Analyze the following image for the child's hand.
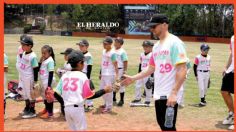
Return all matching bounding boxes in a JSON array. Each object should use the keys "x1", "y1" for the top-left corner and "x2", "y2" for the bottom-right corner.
[{"x1": 40, "y1": 57, "x2": 45, "y2": 63}]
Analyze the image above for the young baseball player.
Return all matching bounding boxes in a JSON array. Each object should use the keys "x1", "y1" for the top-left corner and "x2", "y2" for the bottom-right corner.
[
  {"x1": 18, "y1": 36, "x2": 39, "y2": 119},
  {"x1": 99, "y1": 36, "x2": 118, "y2": 113},
  {"x1": 76, "y1": 39, "x2": 94, "y2": 112},
  {"x1": 131, "y1": 40, "x2": 153, "y2": 106},
  {"x1": 56, "y1": 48, "x2": 74, "y2": 78},
  {"x1": 54, "y1": 48, "x2": 74, "y2": 116},
  {"x1": 54, "y1": 50, "x2": 112, "y2": 131},
  {"x1": 177, "y1": 58, "x2": 191, "y2": 108},
  {"x1": 16, "y1": 34, "x2": 26, "y2": 96},
  {"x1": 113, "y1": 37, "x2": 128, "y2": 107},
  {"x1": 194, "y1": 44, "x2": 211, "y2": 107},
  {"x1": 38, "y1": 45, "x2": 56, "y2": 119},
  {"x1": 4, "y1": 52, "x2": 8, "y2": 119}
]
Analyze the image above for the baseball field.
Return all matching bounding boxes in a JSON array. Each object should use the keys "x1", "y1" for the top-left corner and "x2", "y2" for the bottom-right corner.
[{"x1": 4, "y1": 34, "x2": 232, "y2": 131}]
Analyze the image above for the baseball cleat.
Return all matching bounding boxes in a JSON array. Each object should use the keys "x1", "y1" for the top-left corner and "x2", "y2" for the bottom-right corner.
[
  {"x1": 223, "y1": 112, "x2": 234, "y2": 125},
  {"x1": 131, "y1": 99, "x2": 141, "y2": 103},
  {"x1": 101, "y1": 108, "x2": 112, "y2": 114},
  {"x1": 22, "y1": 112, "x2": 37, "y2": 119},
  {"x1": 117, "y1": 101, "x2": 124, "y2": 107},
  {"x1": 228, "y1": 125, "x2": 234, "y2": 130}
]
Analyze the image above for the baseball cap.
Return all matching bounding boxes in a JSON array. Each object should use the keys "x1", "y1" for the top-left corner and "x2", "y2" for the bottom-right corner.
[
  {"x1": 76, "y1": 39, "x2": 89, "y2": 46},
  {"x1": 19, "y1": 36, "x2": 34, "y2": 45},
  {"x1": 60, "y1": 48, "x2": 74, "y2": 55},
  {"x1": 68, "y1": 50, "x2": 85, "y2": 67},
  {"x1": 115, "y1": 37, "x2": 124, "y2": 44},
  {"x1": 103, "y1": 36, "x2": 113, "y2": 44},
  {"x1": 19, "y1": 34, "x2": 27, "y2": 42},
  {"x1": 147, "y1": 14, "x2": 169, "y2": 27},
  {"x1": 142, "y1": 40, "x2": 154, "y2": 47},
  {"x1": 200, "y1": 44, "x2": 210, "y2": 51}
]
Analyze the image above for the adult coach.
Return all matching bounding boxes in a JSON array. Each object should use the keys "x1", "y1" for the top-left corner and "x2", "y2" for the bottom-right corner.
[
  {"x1": 122, "y1": 14, "x2": 188, "y2": 131},
  {"x1": 221, "y1": 35, "x2": 234, "y2": 130}
]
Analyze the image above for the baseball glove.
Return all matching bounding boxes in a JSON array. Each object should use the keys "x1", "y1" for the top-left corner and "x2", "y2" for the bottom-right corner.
[
  {"x1": 145, "y1": 77, "x2": 154, "y2": 90},
  {"x1": 45, "y1": 87, "x2": 55, "y2": 103},
  {"x1": 30, "y1": 83, "x2": 42, "y2": 100}
]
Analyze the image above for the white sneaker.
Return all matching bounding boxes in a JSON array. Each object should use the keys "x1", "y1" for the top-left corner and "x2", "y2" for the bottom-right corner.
[
  {"x1": 223, "y1": 112, "x2": 234, "y2": 125},
  {"x1": 228, "y1": 125, "x2": 234, "y2": 130}
]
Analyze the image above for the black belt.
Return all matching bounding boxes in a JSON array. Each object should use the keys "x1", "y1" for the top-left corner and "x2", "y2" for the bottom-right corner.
[
  {"x1": 198, "y1": 70, "x2": 209, "y2": 72},
  {"x1": 74, "y1": 104, "x2": 79, "y2": 107},
  {"x1": 118, "y1": 68, "x2": 123, "y2": 69}
]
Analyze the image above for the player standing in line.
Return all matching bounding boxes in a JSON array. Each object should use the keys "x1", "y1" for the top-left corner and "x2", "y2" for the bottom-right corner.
[
  {"x1": 55, "y1": 48, "x2": 74, "y2": 116},
  {"x1": 193, "y1": 44, "x2": 211, "y2": 106},
  {"x1": 54, "y1": 50, "x2": 112, "y2": 131},
  {"x1": 122, "y1": 14, "x2": 188, "y2": 131},
  {"x1": 76, "y1": 39, "x2": 94, "y2": 112},
  {"x1": 221, "y1": 35, "x2": 234, "y2": 130},
  {"x1": 16, "y1": 34, "x2": 26, "y2": 96},
  {"x1": 99, "y1": 36, "x2": 118, "y2": 113},
  {"x1": 112, "y1": 37, "x2": 128, "y2": 107},
  {"x1": 4, "y1": 52, "x2": 8, "y2": 120},
  {"x1": 131, "y1": 40, "x2": 153, "y2": 106},
  {"x1": 18, "y1": 36, "x2": 39, "y2": 119},
  {"x1": 38, "y1": 45, "x2": 56, "y2": 119}
]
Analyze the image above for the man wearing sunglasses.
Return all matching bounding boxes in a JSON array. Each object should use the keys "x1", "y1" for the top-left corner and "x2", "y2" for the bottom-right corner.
[
  {"x1": 122, "y1": 14, "x2": 188, "y2": 131},
  {"x1": 193, "y1": 44, "x2": 211, "y2": 107}
]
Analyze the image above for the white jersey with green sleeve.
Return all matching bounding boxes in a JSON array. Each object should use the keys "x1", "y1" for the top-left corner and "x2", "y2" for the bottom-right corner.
[
  {"x1": 55, "y1": 71, "x2": 94, "y2": 107},
  {"x1": 149, "y1": 34, "x2": 188, "y2": 100},
  {"x1": 82, "y1": 52, "x2": 93, "y2": 73},
  {"x1": 114, "y1": 48, "x2": 128, "y2": 68},
  {"x1": 39, "y1": 56, "x2": 55, "y2": 82},
  {"x1": 19, "y1": 51, "x2": 38, "y2": 78},
  {"x1": 101, "y1": 49, "x2": 117, "y2": 76},
  {"x1": 140, "y1": 52, "x2": 152, "y2": 71}
]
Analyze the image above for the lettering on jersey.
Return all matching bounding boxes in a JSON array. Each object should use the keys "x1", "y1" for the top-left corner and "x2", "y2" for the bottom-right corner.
[{"x1": 153, "y1": 50, "x2": 170, "y2": 60}]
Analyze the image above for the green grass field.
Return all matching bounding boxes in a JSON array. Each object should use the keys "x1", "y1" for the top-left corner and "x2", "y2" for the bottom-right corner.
[{"x1": 4, "y1": 34, "x2": 233, "y2": 130}]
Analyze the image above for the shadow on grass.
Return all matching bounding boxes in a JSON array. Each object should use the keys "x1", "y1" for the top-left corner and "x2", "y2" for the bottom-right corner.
[{"x1": 215, "y1": 121, "x2": 230, "y2": 130}]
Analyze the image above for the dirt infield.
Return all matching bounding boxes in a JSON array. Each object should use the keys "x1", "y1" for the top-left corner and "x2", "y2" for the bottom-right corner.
[{"x1": 4, "y1": 99, "x2": 229, "y2": 131}]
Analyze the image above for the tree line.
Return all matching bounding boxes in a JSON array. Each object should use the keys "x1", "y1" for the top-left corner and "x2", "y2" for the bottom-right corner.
[{"x1": 4, "y1": 4, "x2": 234, "y2": 37}]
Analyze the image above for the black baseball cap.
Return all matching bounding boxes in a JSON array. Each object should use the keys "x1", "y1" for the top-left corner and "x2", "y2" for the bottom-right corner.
[
  {"x1": 76, "y1": 39, "x2": 89, "y2": 46},
  {"x1": 19, "y1": 36, "x2": 34, "y2": 45},
  {"x1": 147, "y1": 14, "x2": 169, "y2": 27},
  {"x1": 60, "y1": 48, "x2": 74, "y2": 55},
  {"x1": 115, "y1": 37, "x2": 124, "y2": 44},
  {"x1": 68, "y1": 50, "x2": 85, "y2": 67},
  {"x1": 142, "y1": 40, "x2": 154, "y2": 47},
  {"x1": 103, "y1": 36, "x2": 113, "y2": 44},
  {"x1": 200, "y1": 44, "x2": 210, "y2": 51},
  {"x1": 19, "y1": 34, "x2": 27, "y2": 42}
]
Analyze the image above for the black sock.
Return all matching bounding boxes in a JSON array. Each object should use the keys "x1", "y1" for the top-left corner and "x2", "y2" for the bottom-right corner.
[
  {"x1": 25, "y1": 99, "x2": 30, "y2": 111},
  {"x1": 201, "y1": 97, "x2": 205, "y2": 102},
  {"x1": 29, "y1": 101, "x2": 36, "y2": 113},
  {"x1": 44, "y1": 100, "x2": 48, "y2": 111},
  {"x1": 48, "y1": 102, "x2": 53, "y2": 114},
  {"x1": 113, "y1": 92, "x2": 117, "y2": 101},
  {"x1": 120, "y1": 92, "x2": 125, "y2": 102}
]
